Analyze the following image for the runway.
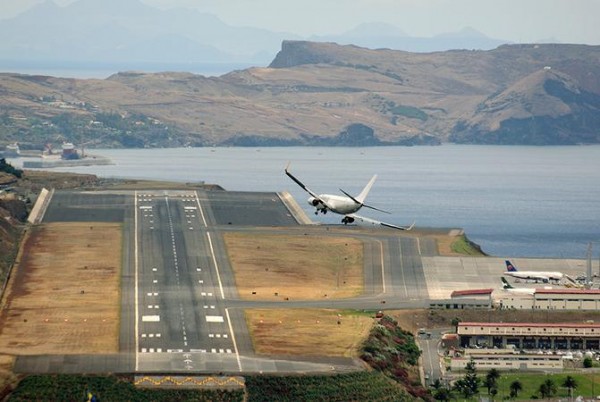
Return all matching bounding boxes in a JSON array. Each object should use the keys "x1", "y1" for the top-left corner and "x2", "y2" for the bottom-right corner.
[
  {"x1": 36, "y1": 188, "x2": 354, "y2": 374},
  {"x1": 21, "y1": 187, "x2": 585, "y2": 375}
]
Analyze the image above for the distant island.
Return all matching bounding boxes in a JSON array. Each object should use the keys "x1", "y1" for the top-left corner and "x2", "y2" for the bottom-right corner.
[{"x1": 1, "y1": 41, "x2": 600, "y2": 148}]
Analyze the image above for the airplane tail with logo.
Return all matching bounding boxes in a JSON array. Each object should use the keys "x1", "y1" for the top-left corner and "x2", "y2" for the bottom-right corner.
[
  {"x1": 505, "y1": 260, "x2": 518, "y2": 272},
  {"x1": 501, "y1": 277, "x2": 514, "y2": 289}
]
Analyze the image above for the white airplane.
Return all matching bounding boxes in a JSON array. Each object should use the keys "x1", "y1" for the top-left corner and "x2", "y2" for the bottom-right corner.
[
  {"x1": 285, "y1": 163, "x2": 414, "y2": 230},
  {"x1": 503, "y1": 260, "x2": 564, "y2": 283},
  {"x1": 500, "y1": 277, "x2": 537, "y2": 295}
]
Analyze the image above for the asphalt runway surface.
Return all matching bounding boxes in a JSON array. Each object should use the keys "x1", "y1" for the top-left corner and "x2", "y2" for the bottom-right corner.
[
  {"x1": 18, "y1": 188, "x2": 586, "y2": 375},
  {"x1": 28, "y1": 189, "x2": 358, "y2": 374}
]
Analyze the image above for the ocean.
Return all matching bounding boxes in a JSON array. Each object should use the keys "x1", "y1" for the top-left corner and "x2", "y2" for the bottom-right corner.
[{"x1": 11, "y1": 145, "x2": 600, "y2": 259}]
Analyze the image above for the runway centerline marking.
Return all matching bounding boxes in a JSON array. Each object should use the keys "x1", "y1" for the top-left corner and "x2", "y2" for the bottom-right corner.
[{"x1": 165, "y1": 194, "x2": 190, "y2": 350}]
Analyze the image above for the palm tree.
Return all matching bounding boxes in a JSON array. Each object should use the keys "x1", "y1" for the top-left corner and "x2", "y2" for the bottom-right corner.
[
  {"x1": 484, "y1": 369, "x2": 501, "y2": 395},
  {"x1": 563, "y1": 375, "x2": 578, "y2": 398},
  {"x1": 509, "y1": 380, "x2": 523, "y2": 398},
  {"x1": 539, "y1": 378, "x2": 557, "y2": 398}
]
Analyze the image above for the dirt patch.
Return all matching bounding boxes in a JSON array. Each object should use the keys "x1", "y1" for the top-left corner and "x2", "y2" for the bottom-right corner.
[
  {"x1": 245, "y1": 309, "x2": 374, "y2": 357},
  {"x1": 0, "y1": 222, "x2": 121, "y2": 355},
  {"x1": 224, "y1": 232, "x2": 363, "y2": 300}
]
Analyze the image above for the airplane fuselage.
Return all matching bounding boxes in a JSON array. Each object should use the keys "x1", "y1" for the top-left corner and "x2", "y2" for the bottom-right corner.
[
  {"x1": 308, "y1": 194, "x2": 361, "y2": 215},
  {"x1": 504, "y1": 271, "x2": 563, "y2": 282}
]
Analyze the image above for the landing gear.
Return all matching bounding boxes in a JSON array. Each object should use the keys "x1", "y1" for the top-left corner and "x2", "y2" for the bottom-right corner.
[{"x1": 341, "y1": 216, "x2": 355, "y2": 225}]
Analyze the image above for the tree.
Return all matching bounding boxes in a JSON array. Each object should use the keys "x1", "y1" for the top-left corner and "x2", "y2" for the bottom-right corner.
[
  {"x1": 431, "y1": 379, "x2": 443, "y2": 390},
  {"x1": 584, "y1": 356, "x2": 594, "y2": 368},
  {"x1": 539, "y1": 378, "x2": 557, "y2": 399},
  {"x1": 454, "y1": 359, "x2": 479, "y2": 398},
  {"x1": 433, "y1": 386, "x2": 453, "y2": 401},
  {"x1": 509, "y1": 380, "x2": 523, "y2": 398},
  {"x1": 484, "y1": 368, "x2": 501, "y2": 395},
  {"x1": 562, "y1": 375, "x2": 578, "y2": 398}
]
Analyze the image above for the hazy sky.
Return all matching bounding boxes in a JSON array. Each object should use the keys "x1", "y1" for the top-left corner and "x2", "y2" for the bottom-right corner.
[{"x1": 1, "y1": 0, "x2": 600, "y2": 44}]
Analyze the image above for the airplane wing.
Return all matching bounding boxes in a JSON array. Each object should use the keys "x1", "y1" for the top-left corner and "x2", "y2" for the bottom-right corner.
[
  {"x1": 347, "y1": 213, "x2": 415, "y2": 231},
  {"x1": 284, "y1": 163, "x2": 320, "y2": 200},
  {"x1": 338, "y1": 188, "x2": 390, "y2": 214}
]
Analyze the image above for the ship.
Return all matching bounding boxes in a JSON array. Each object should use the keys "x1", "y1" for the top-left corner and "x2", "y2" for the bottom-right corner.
[{"x1": 61, "y1": 142, "x2": 80, "y2": 160}]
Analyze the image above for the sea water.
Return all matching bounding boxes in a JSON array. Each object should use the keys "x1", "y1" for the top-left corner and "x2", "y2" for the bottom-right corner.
[{"x1": 11, "y1": 145, "x2": 600, "y2": 258}]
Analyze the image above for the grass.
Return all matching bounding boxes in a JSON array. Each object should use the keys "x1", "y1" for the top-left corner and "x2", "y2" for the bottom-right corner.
[
  {"x1": 450, "y1": 234, "x2": 486, "y2": 256},
  {"x1": 495, "y1": 372, "x2": 600, "y2": 400},
  {"x1": 450, "y1": 372, "x2": 600, "y2": 400},
  {"x1": 0, "y1": 222, "x2": 121, "y2": 355},
  {"x1": 388, "y1": 104, "x2": 428, "y2": 121},
  {"x1": 224, "y1": 232, "x2": 363, "y2": 300},
  {"x1": 245, "y1": 309, "x2": 374, "y2": 357}
]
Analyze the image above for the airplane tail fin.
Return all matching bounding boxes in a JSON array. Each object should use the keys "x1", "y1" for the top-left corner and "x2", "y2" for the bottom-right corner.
[
  {"x1": 356, "y1": 174, "x2": 377, "y2": 204},
  {"x1": 501, "y1": 277, "x2": 513, "y2": 289},
  {"x1": 505, "y1": 260, "x2": 518, "y2": 272}
]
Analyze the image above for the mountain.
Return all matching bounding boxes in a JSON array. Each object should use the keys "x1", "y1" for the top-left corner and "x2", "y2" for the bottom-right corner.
[
  {"x1": 450, "y1": 68, "x2": 600, "y2": 144},
  {"x1": 1, "y1": 41, "x2": 600, "y2": 147},
  {"x1": 0, "y1": 0, "x2": 293, "y2": 64},
  {"x1": 0, "y1": 1, "x2": 512, "y2": 71}
]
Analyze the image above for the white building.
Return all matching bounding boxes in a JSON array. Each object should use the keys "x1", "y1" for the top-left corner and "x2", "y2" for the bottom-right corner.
[
  {"x1": 457, "y1": 322, "x2": 600, "y2": 350},
  {"x1": 451, "y1": 351, "x2": 563, "y2": 371},
  {"x1": 497, "y1": 289, "x2": 600, "y2": 310}
]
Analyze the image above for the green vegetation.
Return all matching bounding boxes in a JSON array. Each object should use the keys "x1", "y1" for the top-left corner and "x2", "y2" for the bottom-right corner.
[
  {"x1": 0, "y1": 158, "x2": 22, "y2": 178},
  {"x1": 493, "y1": 372, "x2": 600, "y2": 400},
  {"x1": 3, "y1": 111, "x2": 182, "y2": 149},
  {"x1": 431, "y1": 372, "x2": 600, "y2": 401},
  {"x1": 450, "y1": 235, "x2": 485, "y2": 255},
  {"x1": 383, "y1": 101, "x2": 428, "y2": 121},
  {"x1": 9, "y1": 372, "x2": 413, "y2": 401},
  {"x1": 245, "y1": 371, "x2": 411, "y2": 401},
  {"x1": 9, "y1": 375, "x2": 244, "y2": 401},
  {"x1": 453, "y1": 359, "x2": 480, "y2": 398},
  {"x1": 361, "y1": 315, "x2": 429, "y2": 400}
]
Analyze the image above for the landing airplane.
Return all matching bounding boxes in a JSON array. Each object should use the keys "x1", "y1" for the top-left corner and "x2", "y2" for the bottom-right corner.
[
  {"x1": 503, "y1": 260, "x2": 564, "y2": 283},
  {"x1": 284, "y1": 163, "x2": 414, "y2": 231},
  {"x1": 500, "y1": 277, "x2": 536, "y2": 295}
]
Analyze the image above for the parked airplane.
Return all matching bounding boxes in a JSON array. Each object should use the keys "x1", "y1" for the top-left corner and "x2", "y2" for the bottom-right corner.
[
  {"x1": 503, "y1": 260, "x2": 564, "y2": 283},
  {"x1": 500, "y1": 277, "x2": 536, "y2": 295},
  {"x1": 284, "y1": 163, "x2": 414, "y2": 230}
]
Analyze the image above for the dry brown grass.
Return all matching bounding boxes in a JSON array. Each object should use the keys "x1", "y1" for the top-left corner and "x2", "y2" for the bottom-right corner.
[
  {"x1": 245, "y1": 309, "x2": 374, "y2": 357},
  {"x1": 0, "y1": 222, "x2": 121, "y2": 355},
  {"x1": 224, "y1": 232, "x2": 363, "y2": 300}
]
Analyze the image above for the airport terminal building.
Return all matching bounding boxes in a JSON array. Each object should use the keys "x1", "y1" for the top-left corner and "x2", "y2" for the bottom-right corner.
[
  {"x1": 497, "y1": 289, "x2": 600, "y2": 310},
  {"x1": 457, "y1": 322, "x2": 600, "y2": 350}
]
